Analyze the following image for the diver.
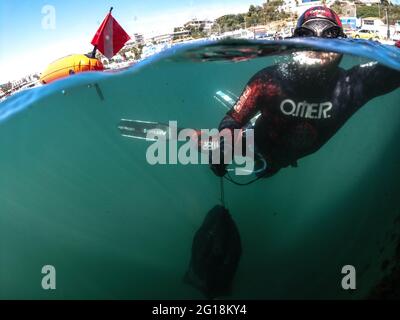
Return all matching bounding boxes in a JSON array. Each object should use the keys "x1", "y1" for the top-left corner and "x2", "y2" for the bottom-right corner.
[{"x1": 210, "y1": 6, "x2": 400, "y2": 180}]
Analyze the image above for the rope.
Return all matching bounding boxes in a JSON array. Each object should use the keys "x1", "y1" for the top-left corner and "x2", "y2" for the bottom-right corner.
[
  {"x1": 224, "y1": 170, "x2": 266, "y2": 186},
  {"x1": 220, "y1": 177, "x2": 225, "y2": 207}
]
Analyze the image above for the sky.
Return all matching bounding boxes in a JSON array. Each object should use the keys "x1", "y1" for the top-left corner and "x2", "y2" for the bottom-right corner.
[{"x1": 0, "y1": 0, "x2": 263, "y2": 83}]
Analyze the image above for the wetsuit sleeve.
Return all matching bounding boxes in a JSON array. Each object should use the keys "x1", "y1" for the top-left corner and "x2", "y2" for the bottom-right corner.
[
  {"x1": 210, "y1": 69, "x2": 281, "y2": 177},
  {"x1": 347, "y1": 62, "x2": 400, "y2": 111},
  {"x1": 219, "y1": 72, "x2": 280, "y2": 131}
]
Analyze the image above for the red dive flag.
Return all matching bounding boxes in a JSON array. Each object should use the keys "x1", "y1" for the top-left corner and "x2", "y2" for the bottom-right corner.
[{"x1": 91, "y1": 10, "x2": 131, "y2": 59}]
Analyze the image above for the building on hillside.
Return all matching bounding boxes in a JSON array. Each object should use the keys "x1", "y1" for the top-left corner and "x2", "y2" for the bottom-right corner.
[
  {"x1": 281, "y1": 0, "x2": 359, "y2": 17},
  {"x1": 292, "y1": 0, "x2": 323, "y2": 16},
  {"x1": 122, "y1": 39, "x2": 135, "y2": 49},
  {"x1": 172, "y1": 19, "x2": 210, "y2": 43},
  {"x1": 133, "y1": 33, "x2": 144, "y2": 45},
  {"x1": 357, "y1": 0, "x2": 380, "y2": 4},
  {"x1": 172, "y1": 28, "x2": 191, "y2": 42},
  {"x1": 280, "y1": 0, "x2": 299, "y2": 14},
  {"x1": 341, "y1": 2, "x2": 357, "y2": 17},
  {"x1": 124, "y1": 33, "x2": 145, "y2": 49},
  {"x1": 210, "y1": 28, "x2": 255, "y2": 40},
  {"x1": 150, "y1": 33, "x2": 173, "y2": 45},
  {"x1": 361, "y1": 17, "x2": 385, "y2": 30},
  {"x1": 183, "y1": 18, "x2": 214, "y2": 32},
  {"x1": 11, "y1": 78, "x2": 25, "y2": 90}
]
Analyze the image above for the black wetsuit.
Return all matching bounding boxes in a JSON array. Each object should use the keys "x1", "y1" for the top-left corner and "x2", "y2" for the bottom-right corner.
[{"x1": 218, "y1": 61, "x2": 400, "y2": 177}]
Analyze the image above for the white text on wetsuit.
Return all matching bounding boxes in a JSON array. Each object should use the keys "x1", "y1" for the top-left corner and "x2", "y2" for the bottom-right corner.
[{"x1": 280, "y1": 99, "x2": 333, "y2": 119}]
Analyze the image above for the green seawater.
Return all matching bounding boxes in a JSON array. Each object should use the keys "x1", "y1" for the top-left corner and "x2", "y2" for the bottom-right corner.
[{"x1": 0, "y1": 43, "x2": 400, "y2": 299}]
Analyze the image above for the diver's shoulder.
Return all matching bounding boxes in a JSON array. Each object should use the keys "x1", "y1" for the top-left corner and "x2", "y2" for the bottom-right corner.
[
  {"x1": 335, "y1": 66, "x2": 349, "y2": 79},
  {"x1": 250, "y1": 64, "x2": 280, "y2": 81}
]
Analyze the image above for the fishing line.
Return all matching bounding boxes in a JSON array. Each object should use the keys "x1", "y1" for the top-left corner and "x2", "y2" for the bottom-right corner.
[
  {"x1": 224, "y1": 170, "x2": 267, "y2": 186},
  {"x1": 220, "y1": 177, "x2": 225, "y2": 207}
]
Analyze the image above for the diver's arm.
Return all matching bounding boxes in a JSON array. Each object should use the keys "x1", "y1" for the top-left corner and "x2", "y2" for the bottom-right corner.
[
  {"x1": 219, "y1": 77, "x2": 268, "y2": 131},
  {"x1": 348, "y1": 62, "x2": 400, "y2": 108},
  {"x1": 210, "y1": 74, "x2": 277, "y2": 177}
]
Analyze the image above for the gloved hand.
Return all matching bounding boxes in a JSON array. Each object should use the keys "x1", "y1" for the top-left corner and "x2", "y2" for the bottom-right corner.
[
  {"x1": 207, "y1": 115, "x2": 241, "y2": 178},
  {"x1": 208, "y1": 132, "x2": 232, "y2": 177},
  {"x1": 210, "y1": 162, "x2": 227, "y2": 177},
  {"x1": 396, "y1": 40, "x2": 400, "y2": 48}
]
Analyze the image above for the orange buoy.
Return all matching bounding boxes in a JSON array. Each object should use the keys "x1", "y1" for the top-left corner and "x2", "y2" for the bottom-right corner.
[{"x1": 40, "y1": 54, "x2": 104, "y2": 84}]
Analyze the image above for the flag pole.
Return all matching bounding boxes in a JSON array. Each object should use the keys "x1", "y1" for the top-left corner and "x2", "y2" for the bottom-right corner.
[
  {"x1": 90, "y1": 46, "x2": 97, "y2": 58},
  {"x1": 91, "y1": 7, "x2": 114, "y2": 58}
]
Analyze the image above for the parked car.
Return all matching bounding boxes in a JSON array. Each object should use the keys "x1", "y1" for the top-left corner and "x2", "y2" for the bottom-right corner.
[
  {"x1": 343, "y1": 28, "x2": 355, "y2": 37},
  {"x1": 256, "y1": 32, "x2": 274, "y2": 40},
  {"x1": 351, "y1": 29, "x2": 380, "y2": 41}
]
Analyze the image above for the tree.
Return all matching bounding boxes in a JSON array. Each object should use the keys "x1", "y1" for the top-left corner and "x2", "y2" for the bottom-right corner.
[
  {"x1": 211, "y1": 1, "x2": 292, "y2": 33},
  {"x1": 332, "y1": 1, "x2": 344, "y2": 16},
  {"x1": 188, "y1": 25, "x2": 207, "y2": 39},
  {"x1": 356, "y1": 4, "x2": 380, "y2": 18},
  {"x1": 214, "y1": 14, "x2": 246, "y2": 33},
  {"x1": 388, "y1": 5, "x2": 400, "y2": 24},
  {"x1": 262, "y1": 1, "x2": 289, "y2": 22},
  {"x1": 1, "y1": 82, "x2": 12, "y2": 92}
]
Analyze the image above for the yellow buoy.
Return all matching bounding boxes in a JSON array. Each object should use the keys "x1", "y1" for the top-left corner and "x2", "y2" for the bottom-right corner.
[{"x1": 40, "y1": 54, "x2": 104, "y2": 84}]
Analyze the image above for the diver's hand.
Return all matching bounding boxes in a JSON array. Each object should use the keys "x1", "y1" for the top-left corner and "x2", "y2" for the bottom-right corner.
[
  {"x1": 210, "y1": 163, "x2": 227, "y2": 177},
  {"x1": 396, "y1": 40, "x2": 400, "y2": 48},
  {"x1": 208, "y1": 135, "x2": 231, "y2": 178},
  {"x1": 188, "y1": 130, "x2": 221, "y2": 154}
]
